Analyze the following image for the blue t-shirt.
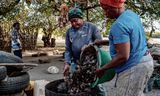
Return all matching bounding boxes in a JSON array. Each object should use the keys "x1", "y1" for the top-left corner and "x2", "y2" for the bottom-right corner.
[
  {"x1": 65, "y1": 22, "x2": 102, "y2": 64},
  {"x1": 109, "y1": 10, "x2": 147, "y2": 73}
]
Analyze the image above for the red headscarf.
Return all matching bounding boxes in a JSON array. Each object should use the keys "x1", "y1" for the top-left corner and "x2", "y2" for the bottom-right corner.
[{"x1": 100, "y1": 0, "x2": 126, "y2": 8}]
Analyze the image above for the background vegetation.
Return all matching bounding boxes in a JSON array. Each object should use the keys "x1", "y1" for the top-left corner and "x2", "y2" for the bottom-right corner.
[{"x1": 0, "y1": 0, "x2": 160, "y2": 51}]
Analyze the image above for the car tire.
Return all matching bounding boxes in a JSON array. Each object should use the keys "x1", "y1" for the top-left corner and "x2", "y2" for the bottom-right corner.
[
  {"x1": 0, "y1": 51, "x2": 23, "y2": 63},
  {"x1": 0, "y1": 51, "x2": 23, "y2": 74},
  {"x1": 0, "y1": 66, "x2": 7, "y2": 81},
  {"x1": 0, "y1": 72, "x2": 30, "y2": 95}
]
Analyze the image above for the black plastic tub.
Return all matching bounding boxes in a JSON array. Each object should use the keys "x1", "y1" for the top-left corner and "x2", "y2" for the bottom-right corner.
[{"x1": 45, "y1": 79, "x2": 98, "y2": 96}]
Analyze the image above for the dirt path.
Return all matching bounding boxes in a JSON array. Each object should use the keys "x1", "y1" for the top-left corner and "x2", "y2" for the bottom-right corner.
[{"x1": 22, "y1": 48, "x2": 160, "y2": 96}]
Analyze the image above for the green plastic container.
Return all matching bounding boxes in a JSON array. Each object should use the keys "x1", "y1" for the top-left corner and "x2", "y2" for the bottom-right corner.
[
  {"x1": 154, "y1": 75, "x2": 160, "y2": 89},
  {"x1": 91, "y1": 46, "x2": 115, "y2": 88}
]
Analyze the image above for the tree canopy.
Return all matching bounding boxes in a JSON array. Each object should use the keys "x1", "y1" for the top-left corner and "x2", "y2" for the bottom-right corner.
[{"x1": 0, "y1": 0, "x2": 160, "y2": 37}]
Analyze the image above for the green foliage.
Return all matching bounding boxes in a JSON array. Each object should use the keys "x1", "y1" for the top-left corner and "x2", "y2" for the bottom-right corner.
[
  {"x1": 0, "y1": 0, "x2": 19, "y2": 15},
  {"x1": 0, "y1": 0, "x2": 160, "y2": 37}
]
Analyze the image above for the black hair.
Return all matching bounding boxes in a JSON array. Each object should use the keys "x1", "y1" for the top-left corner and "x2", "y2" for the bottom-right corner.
[
  {"x1": 69, "y1": 15, "x2": 83, "y2": 21},
  {"x1": 13, "y1": 22, "x2": 20, "y2": 27}
]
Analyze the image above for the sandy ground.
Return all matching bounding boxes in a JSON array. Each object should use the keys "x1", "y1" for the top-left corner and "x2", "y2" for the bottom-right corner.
[
  {"x1": 23, "y1": 55, "x2": 64, "y2": 81},
  {"x1": 22, "y1": 47, "x2": 160, "y2": 96}
]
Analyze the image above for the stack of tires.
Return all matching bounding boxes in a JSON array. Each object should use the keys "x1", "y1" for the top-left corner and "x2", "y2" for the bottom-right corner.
[{"x1": 0, "y1": 51, "x2": 30, "y2": 95}]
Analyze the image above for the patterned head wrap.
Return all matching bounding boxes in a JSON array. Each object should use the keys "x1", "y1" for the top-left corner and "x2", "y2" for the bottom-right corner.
[{"x1": 68, "y1": 8, "x2": 83, "y2": 20}]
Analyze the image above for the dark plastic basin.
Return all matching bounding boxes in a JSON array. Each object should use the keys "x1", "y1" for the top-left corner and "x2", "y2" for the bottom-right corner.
[{"x1": 45, "y1": 79, "x2": 98, "y2": 96}]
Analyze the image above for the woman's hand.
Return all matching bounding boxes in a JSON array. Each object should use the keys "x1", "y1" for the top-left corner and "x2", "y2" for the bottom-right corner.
[{"x1": 63, "y1": 63, "x2": 70, "y2": 76}]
